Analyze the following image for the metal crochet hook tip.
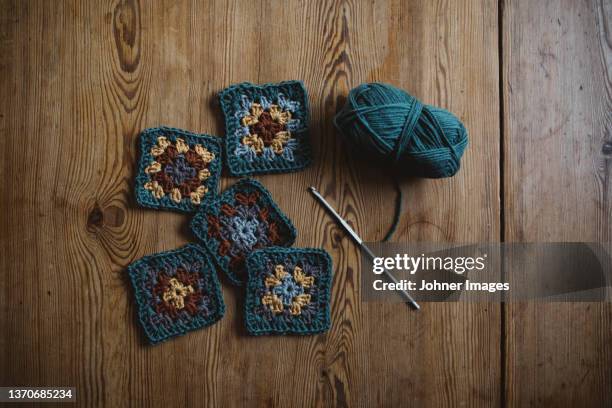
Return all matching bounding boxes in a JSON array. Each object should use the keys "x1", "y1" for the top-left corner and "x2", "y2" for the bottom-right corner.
[{"x1": 308, "y1": 186, "x2": 420, "y2": 311}]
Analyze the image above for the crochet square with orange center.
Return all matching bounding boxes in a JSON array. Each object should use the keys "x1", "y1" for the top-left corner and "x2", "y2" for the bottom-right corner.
[{"x1": 219, "y1": 81, "x2": 312, "y2": 176}]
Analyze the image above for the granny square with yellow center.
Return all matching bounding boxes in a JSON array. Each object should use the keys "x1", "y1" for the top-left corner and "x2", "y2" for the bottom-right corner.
[
  {"x1": 219, "y1": 81, "x2": 312, "y2": 176},
  {"x1": 135, "y1": 127, "x2": 222, "y2": 213},
  {"x1": 244, "y1": 247, "x2": 333, "y2": 336},
  {"x1": 128, "y1": 244, "x2": 225, "y2": 345}
]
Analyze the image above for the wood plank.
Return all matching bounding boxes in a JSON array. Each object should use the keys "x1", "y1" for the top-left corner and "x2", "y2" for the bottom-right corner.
[
  {"x1": 503, "y1": 0, "x2": 612, "y2": 406},
  {"x1": 0, "y1": 0, "x2": 500, "y2": 406}
]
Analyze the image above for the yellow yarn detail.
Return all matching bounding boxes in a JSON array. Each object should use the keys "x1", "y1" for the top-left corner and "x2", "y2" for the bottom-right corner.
[
  {"x1": 157, "y1": 136, "x2": 170, "y2": 149},
  {"x1": 262, "y1": 293, "x2": 283, "y2": 314},
  {"x1": 195, "y1": 185, "x2": 207, "y2": 196},
  {"x1": 162, "y1": 278, "x2": 194, "y2": 310},
  {"x1": 293, "y1": 266, "x2": 314, "y2": 288},
  {"x1": 250, "y1": 103, "x2": 263, "y2": 118},
  {"x1": 241, "y1": 103, "x2": 263, "y2": 127},
  {"x1": 198, "y1": 169, "x2": 211, "y2": 180},
  {"x1": 175, "y1": 138, "x2": 190, "y2": 154},
  {"x1": 290, "y1": 294, "x2": 311, "y2": 316},
  {"x1": 275, "y1": 265, "x2": 288, "y2": 278},
  {"x1": 145, "y1": 161, "x2": 162, "y2": 174},
  {"x1": 150, "y1": 146, "x2": 165, "y2": 156},
  {"x1": 265, "y1": 275, "x2": 281, "y2": 287},
  {"x1": 241, "y1": 111, "x2": 259, "y2": 127},
  {"x1": 190, "y1": 186, "x2": 208, "y2": 205},
  {"x1": 269, "y1": 104, "x2": 292, "y2": 125},
  {"x1": 265, "y1": 264, "x2": 288, "y2": 287},
  {"x1": 190, "y1": 192, "x2": 201, "y2": 205},
  {"x1": 170, "y1": 188, "x2": 182, "y2": 203},
  {"x1": 271, "y1": 131, "x2": 290, "y2": 154},
  {"x1": 195, "y1": 144, "x2": 215, "y2": 163},
  {"x1": 144, "y1": 181, "x2": 164, "y2": 199},
  {"x1": 242, "y1": 134, "x2": 264, "y2": 153}
]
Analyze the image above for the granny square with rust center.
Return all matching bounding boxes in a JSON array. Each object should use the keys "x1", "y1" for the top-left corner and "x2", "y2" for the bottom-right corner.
[{"x1": 219, "y1": 81, "x2": 312, "y2": 176}]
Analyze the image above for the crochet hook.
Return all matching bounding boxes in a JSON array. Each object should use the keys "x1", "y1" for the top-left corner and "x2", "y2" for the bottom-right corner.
[{"x1": 308, "y1": 187, "x2": 420, "y2": 310}]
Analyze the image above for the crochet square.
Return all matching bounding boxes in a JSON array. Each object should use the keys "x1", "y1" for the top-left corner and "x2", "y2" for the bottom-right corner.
[
  {"x1": 244, "y1": 247, "x2": 333, "y2": 336},
  {"x1": 128, "y1": 244, "x2": 225, "y2": 345},
  {"x1": 190, "y1": 179, "x2": 297, "y2": 285},
  {"x1": 219, "y1": 81, "x2": 312, "y2": 176},
  {"x1": 135, "y1": 126, "x2": 222, "y2": 213}
]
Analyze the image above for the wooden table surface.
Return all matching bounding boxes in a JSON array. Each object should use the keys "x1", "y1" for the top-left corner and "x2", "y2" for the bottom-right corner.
[{"x1": 1, "y1": 0, "x2": 610, "y2": 406}]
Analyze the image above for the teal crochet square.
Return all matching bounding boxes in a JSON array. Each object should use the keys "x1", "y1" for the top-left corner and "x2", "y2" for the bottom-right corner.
[
  {"x1": 190, "y1": 179, "x2": 297, "y2": 286},
  {"x1": 244, "y1": 247, "x2": 333, "y2": 336},
  {"x1": 219, "y1": 81, "x2": 312, "y2": 176},
  {"x1": 135, "y1": 126, "x2": 222, "y2": 213},
  {"x1": 128, "y1": 244, "x2": 225, "y2": 345}
]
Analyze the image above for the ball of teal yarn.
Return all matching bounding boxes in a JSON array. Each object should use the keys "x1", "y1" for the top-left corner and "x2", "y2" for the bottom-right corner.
[{"x1": 333, "y1": 83, "x2": 468, "y2": 178}]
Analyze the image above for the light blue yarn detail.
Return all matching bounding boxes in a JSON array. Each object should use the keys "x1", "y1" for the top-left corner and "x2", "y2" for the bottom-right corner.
[
  {"x1": 273, "y1": 274, "x2": 305, "y2": 306},
  {"x1": 229, "y1": 216, "x2": 260, "y2": 250}
]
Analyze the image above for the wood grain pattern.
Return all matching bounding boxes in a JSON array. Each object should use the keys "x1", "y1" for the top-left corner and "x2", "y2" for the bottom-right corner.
[
  {"x1": 0, "y1": 0, "x2": 606, "y2": 406},
  {"x1": 502, "y1": 0, "x2": 612, "y2": 406}
]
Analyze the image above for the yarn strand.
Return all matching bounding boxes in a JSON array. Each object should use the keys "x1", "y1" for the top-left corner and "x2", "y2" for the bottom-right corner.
[{"x1": 383, "y1": 175, "x2": 403, "y2": 242}]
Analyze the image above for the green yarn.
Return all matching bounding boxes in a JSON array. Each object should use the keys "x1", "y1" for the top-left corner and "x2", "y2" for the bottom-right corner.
[{"x1": 333, "y1": 83, "x2": 468, "y2": 241}]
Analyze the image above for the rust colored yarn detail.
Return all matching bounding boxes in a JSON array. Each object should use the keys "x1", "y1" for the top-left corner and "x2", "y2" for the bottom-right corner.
[
  {"x1": 235, "y1": 191, "x2": 259, "y2": 206},
  {"x1": 250, "y1": 111, "x2": 287, "y2": 145},
  {"x1": 152, "y1": 267, "x2": 203, "y2": 319}
]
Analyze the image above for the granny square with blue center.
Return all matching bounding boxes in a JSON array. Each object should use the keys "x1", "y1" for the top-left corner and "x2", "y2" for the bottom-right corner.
[
  {"x1": 135, "y1": 127, "x2": 222, "y2": 213},
  {"x1": 128, "y1": 244, "x2": 225, "y2": 345},
  {"x1": 244, "y1": 247, "x2": 333, "y2": 336},
  {"x1": 190, "y1": 179, "x2": 297, "y2": 286},
  {"x1": 218, "y1": 81, "x2": 312, "y2": 176}
]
